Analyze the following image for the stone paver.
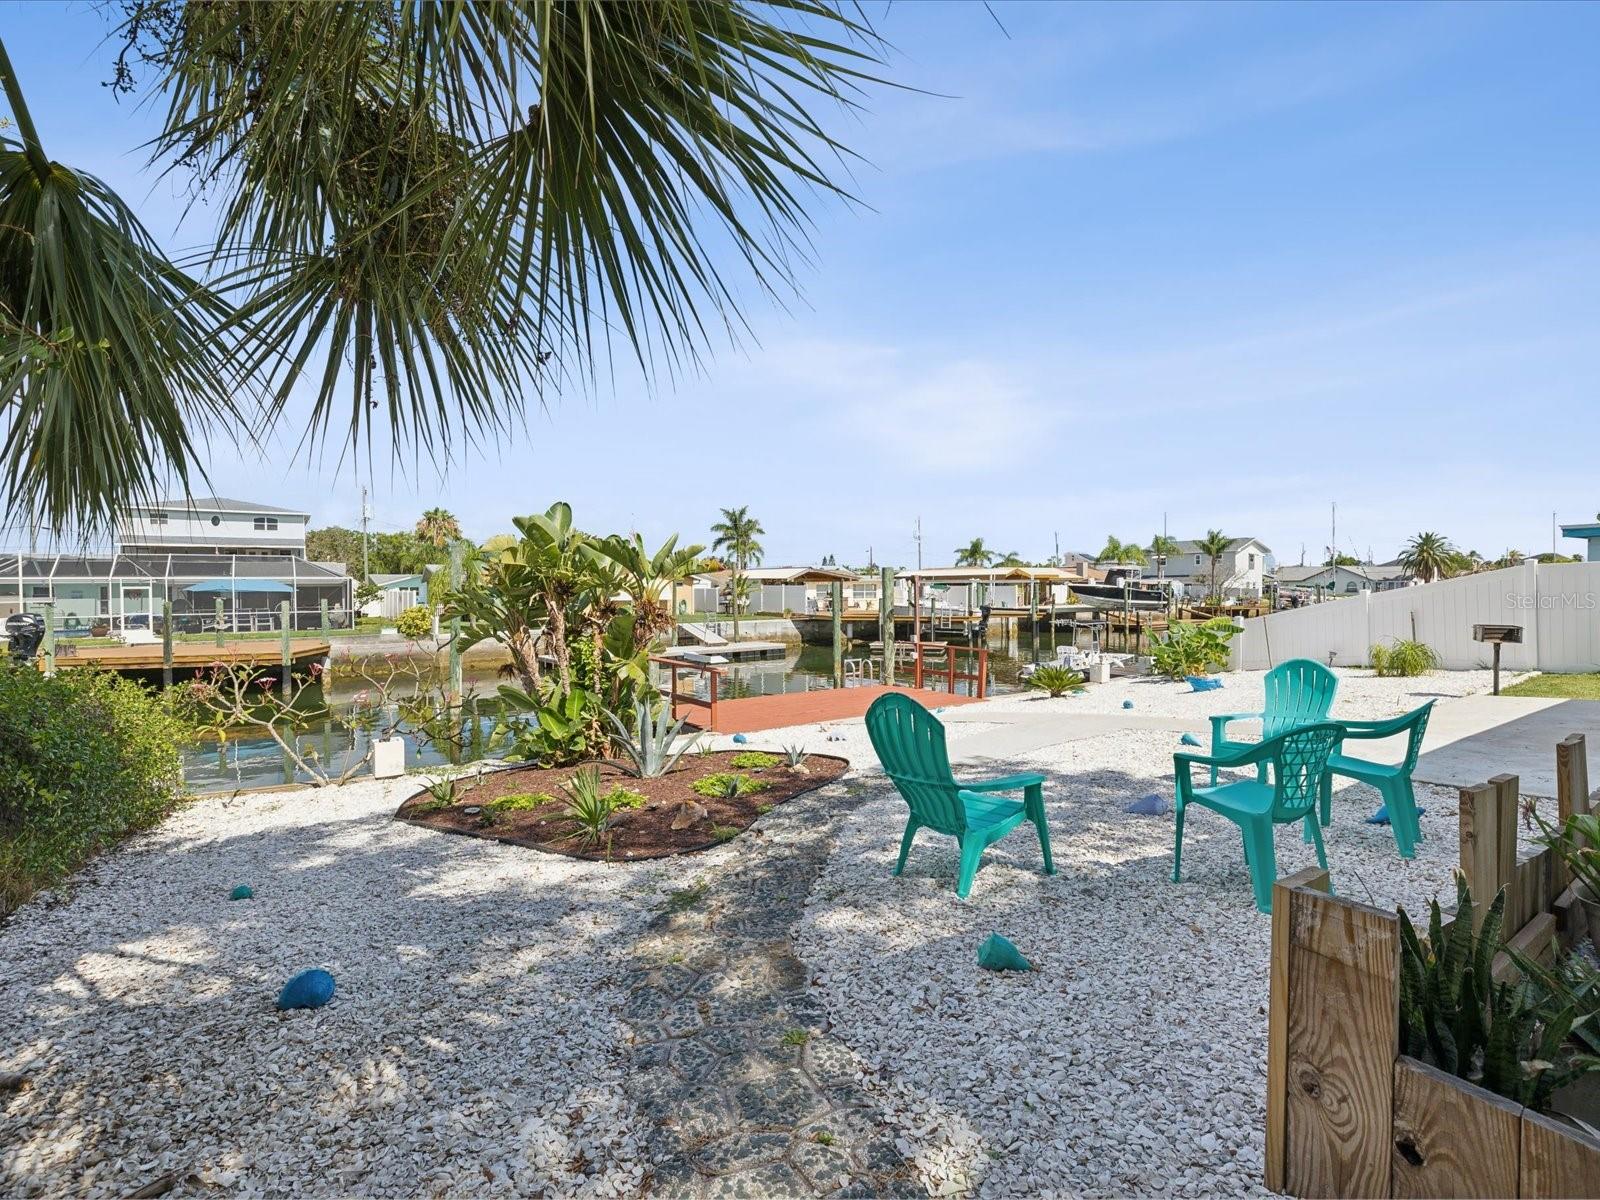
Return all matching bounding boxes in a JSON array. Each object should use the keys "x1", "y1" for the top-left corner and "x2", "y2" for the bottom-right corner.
[{"x1": 617, "y1": 782, "x2": 919, "y2": 1198}]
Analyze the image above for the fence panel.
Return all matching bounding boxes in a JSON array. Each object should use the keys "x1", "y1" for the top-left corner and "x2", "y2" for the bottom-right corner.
[
  {"x1": 1235, "y1": 591, "x2": 1369, "y2": 669},
  {"x1": 1534, "y1": 561, "x2": 1600, "y2": 672},
  {"x1": 1368, "y1": 563, "x2": 1538, "y2": 671}
]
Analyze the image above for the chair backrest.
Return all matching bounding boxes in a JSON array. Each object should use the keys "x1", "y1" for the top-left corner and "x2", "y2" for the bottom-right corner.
[
  {"x1": 1266, "y1": 722, "x2": 1345, "y2": 822},
  {"x1": 1401, "y1": 700, "x2": 1435, "y2": 773},
  {"x1": 1262, "y1": 658, "x2": 1339, "y2": 739},
  {"x1": 865, "y1": 693, "x2": 966, "y2": 835}
]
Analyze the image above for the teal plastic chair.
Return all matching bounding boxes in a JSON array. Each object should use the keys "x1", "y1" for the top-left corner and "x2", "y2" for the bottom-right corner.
[
  {"x1": 1208, "y1": 658, "x2": 1339, "y2": 785},
  {"x1": 865, "y1": 692, "x2": 1056, "y2": 899},
  {"x1": 1172, "y1": 722, "x2": 1345, "y2": 913},
  {"x1": 1316, "y1": 700, "x2": 1435, "y2": 859}
]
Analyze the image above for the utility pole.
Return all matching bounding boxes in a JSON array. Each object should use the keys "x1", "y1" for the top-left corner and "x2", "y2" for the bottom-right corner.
[
  {"x1": 1053, "y1": 530, "x2": 1060, "y2": 566},
  {"x1": 914, "y1": 516, "x2": 922, "y2": 571},
  {"x1": 1330, "y1": 501, "x2": 1336, "y2": 568},
  {"x1": 361, "y1": 485, "x2": 371, "y2": 580}
]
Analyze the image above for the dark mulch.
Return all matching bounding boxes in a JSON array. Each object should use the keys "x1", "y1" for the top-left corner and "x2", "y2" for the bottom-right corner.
[{"x1": 394, "y1": 751, "x2": 849, "y2": 861}]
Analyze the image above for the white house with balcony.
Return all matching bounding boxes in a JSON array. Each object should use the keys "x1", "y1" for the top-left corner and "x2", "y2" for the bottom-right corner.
[
  {"x1": 117, "y1": 496, "x2": 309, "y2": 557},
  {"x1": 1159, "y1": 537, "x2": 1273, "y2": 598}
]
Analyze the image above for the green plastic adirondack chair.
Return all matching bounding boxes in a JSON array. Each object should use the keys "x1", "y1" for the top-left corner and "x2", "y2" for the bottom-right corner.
[
  {"x1": 1208, "y1": 658, "x2": 1338, "y2": 785},
  {"x1": 865, "y1": 692, "x2": 1056, "y2": 899},
  {"x1": 1315, "y1": 700, "x2": 1435, "y2": 859},
  {"x1": 1172, "y1": 722, "x2": 1345, "y2": 913}
]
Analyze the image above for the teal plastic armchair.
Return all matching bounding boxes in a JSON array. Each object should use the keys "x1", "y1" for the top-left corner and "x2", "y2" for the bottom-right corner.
[
  {"x1": 1318, "y1": 700, "x2": 1435, "y2": 859},
  {"x1": 865, "y1": 692, "x2": 1056, "y2": 899},
  {"x1": 1208, "y1": 658, "x2": 1338, "y2": 785},
  {"x1": 1173, "y1": 722, "x2": 1345, "y2": 913}
]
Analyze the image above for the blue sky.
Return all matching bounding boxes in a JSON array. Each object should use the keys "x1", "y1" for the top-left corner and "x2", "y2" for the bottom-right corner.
[{"x1": 5, "y1": 2, "x2": 1598, "y2": 565}]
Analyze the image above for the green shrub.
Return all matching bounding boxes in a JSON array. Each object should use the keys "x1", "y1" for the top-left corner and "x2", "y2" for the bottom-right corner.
[
  {"x1": 711, "y1": 824, "x2": 740, "y2": 843},
  {"x1": 0, "y1": 666, "x2": 188, "y2": 915},
  {"x1": 394, "y1": 604, "x2": 435, "y2": 641},
  {"x1": 729, "y1": 751, "x2": 781, "y2": 770},
  {"x1": 606, "y1": 786, "x2": 648, "y2": 811},
  {"x1": 1150, "y1": 618, "x2": 1239, "y2": 680},
  {"x1": 486, "y1": 791, "x2": 552, "y2": 817},
  {"x1": 691, "y1": 771, "x2": 772, "y2": 799},
  {"x1": 1026, "y1": 666, "x2": 1085, "y2": 698},
  {"x1": 561, "y1": 766, "x2": 614, "y2": 846},
  {"x1": 1370, "y1": 639, "x2": 1438, "y2": 677}
]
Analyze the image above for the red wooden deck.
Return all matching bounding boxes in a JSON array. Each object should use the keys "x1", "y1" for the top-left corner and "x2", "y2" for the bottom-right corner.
[{"x1": 677, "y1": 684, "x2": 981, "y2": 735}]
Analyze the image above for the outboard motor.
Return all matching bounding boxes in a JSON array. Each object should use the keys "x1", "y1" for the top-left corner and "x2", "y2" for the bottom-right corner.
[{"x1": 5, "y1": 612, "x2": 45, "y2": 665}]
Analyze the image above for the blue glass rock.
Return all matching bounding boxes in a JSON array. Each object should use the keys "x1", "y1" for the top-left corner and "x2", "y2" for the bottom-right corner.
[
  {"x1": 1187, "y1": 676, "x2": 1224, "y2": 692},
  {"x1": 731, "y1": 733, "x2": 748, "y2": 744},
  {"x1": 1125, "y1": 793, "x2": 1171, "y2": 816},
  {"x1": 229, "y1": 885, "x2": 254, "y2": 901},
  {"x1": 1180, "y1": 733, "x2": 1201, "y2": 747},
  {"x1": 1121, "y1": 700, "x2": 1134, "y2": 710},
  {"x1": 277, "y1": 969, "x2": 336, "y2": 1011},
  {"x1": 1366, "y1": 804, "x2": 1425, "y2": 826}
]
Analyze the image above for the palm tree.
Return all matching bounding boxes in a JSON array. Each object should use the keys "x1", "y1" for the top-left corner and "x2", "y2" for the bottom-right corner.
[
  {"x1": 710, "y1": 506, "x2": 765, "y2": 641},
  {"x1": 1398, "y1": 532, "x2": 1456, "y2": 584},
  {"x1": 1098, "y1": 537, "x2": 1147, "y2": 566},
  {"x1": 415, "y1": 508, "x2": 462, "y2": 550},
  {"x1": 1, "y1": 9, "x2": 886, "y2": 532},
  {"x1": 954, "y1": 538, "x2": 995, "y2": 567},
  {"x1": 512, "y1": 502, "x2": 590, "y2": 694},
  {"x1": 996, "y1": 550, "x2": 1026, "y2": 567},
  {"x1": 1149, "y1": 534, "x2": 1179, "y2": 579},
  {"x1": 1496, "y1": 548, "x2": 1525, "y2": 569},
  {"x1": 1197, "y1": 529, "x2": 1233, "y2": 602}
]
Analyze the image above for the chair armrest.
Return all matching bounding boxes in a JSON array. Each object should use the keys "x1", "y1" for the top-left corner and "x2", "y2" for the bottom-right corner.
[
  {"x1": 1209, "y1": 710, "x2": 1263, "y2": 737},
  {"x1": 961, "y1": 772, "x2": 1047, "y2": 793},
  {"x1": 1175, "y1": 742, "x2": 1263, "y2": 771},
  {"x1": 1335, "y1": 713, "x2": 1414, "y2": 740}
]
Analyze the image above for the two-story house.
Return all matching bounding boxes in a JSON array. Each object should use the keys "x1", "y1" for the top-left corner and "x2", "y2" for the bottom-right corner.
[
  {"x1": 118, "y1": 496, "x2": 310, "y2": 557},
  {"x1": 1159, "y1": 537, "x2": 1273, "y2": 599}
]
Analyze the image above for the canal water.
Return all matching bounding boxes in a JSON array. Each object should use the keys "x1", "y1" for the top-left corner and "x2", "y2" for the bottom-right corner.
[{"x1": 180, "y1": 629, "x2": 1082, "y2": 792}]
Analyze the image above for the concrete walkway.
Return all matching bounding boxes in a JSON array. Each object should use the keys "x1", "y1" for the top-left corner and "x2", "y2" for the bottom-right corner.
[{"x1": 1316, "y1": 695, "x2": 1600, "y2": 797}]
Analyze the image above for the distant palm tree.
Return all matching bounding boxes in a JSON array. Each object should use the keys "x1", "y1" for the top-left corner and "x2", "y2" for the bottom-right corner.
[
  {"x1": 1098, "y1": 536, "x2": 1147, "y2": 566},
  {"x1": 710, "y1": 506, "x2": 765, "y2": 640},
  {"x1": 1496, "y1": 548, "x2": 1526, "y2": 569},
  {"x1": 1398, "y1": 532, "x2": 1456, "y2": 584},
  {"x1": 415, "y1": 507, "x2": 462, "y2": 550},
  {"x1": 1149, "y1": 534, "x2": 1180, "y2": 579},
  {"x1": 997, "y1": 550, "x2": 1026, "y2": 567},
  {"x1": 1197, "y1": 529, "x2": 1233, "y2": 601},
  {"x1": 954, "y1": 538, "x2": 996, "y2": 567}
]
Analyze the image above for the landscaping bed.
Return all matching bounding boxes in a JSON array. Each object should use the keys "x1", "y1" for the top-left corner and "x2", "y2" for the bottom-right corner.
[{"x1": 395, "y1": 750, "x2": 848, "y2": 860}]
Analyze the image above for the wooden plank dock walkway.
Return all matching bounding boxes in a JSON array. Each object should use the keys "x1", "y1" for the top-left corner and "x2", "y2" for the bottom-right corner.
[
  {"x1": 678, "y1": 684, "x2": 981, "y2": 735},
  {"x1": 52, "y1": 638, "x2": 332, "y2": 673}
]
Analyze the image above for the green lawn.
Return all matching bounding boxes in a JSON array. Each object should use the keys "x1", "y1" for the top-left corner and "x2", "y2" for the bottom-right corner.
[{"x1": 1500, "y1": 673, "x2": 1600, "y2": 700}]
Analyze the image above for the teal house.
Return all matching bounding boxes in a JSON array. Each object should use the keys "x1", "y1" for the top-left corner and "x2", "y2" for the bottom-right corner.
[{"x1": 1560, "y1": 519, "x2": 1600, "y2": 562}]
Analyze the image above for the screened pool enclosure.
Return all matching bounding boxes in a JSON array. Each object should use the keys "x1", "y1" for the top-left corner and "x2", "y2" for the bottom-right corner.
[{"x1": 0, "y1": 554, "x2": 354, "y2": 635}]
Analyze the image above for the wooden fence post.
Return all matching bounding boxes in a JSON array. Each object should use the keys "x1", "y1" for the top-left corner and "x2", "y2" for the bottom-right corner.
[
  {"x1": 880, "y1": 565, "x2": 895, "y2": 686},
  {"x1": 1266, "y1": 866, "x2": 1330, "y2": 1196},
  {"x1": 1281, "y1": 887, "x2": 1400, "y2": 1199},
  {"x1": 1459, "y1": 782, "x2": 1506, "y2": 928},
  {"x1": 1556, "y1": 734, "x2": 1591, "y2": 894}
]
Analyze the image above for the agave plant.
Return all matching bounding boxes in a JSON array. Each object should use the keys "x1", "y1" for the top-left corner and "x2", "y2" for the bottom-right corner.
[
  {"x1": 782, "y1": 744, "x2": 810, "y2": 770},
  {"x1": 604, "y1": 700, "x2": 699, "y2": 778}
]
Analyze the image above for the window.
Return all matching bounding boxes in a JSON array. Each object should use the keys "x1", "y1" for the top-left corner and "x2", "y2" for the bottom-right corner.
[
  {"x1": 1345, "y1": 582, "x2": 1359, "y2": 593},
  {"x1": 1194, "y1": 554, "x2": 1202, "y2": 565},
  {"x1": 210, "y1": 515, "x2": 221, "y2": 527},
  {"x1": 147, "y1": 511, "x2": 169, "y2": 525},
  {"x1": 1248, "y1": 553, "x2": 1257, "y2": 569},
  {"x1": 253, "y1": 517, "x2": 278, "y2": 531}
]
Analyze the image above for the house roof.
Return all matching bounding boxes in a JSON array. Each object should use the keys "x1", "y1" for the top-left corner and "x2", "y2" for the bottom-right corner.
[
  {"x1": 1168, "y1": 537, "x2": 1270, "y2": 555},
  {"x1": 740, "y1": 566, "x2": 861, "y2": 584},
  {"x1": 141, "y1": 496, "x2": 310, "y2": 518},
  {"x1": 1276, "y1": 562, "x2": 1411, "y2": 584},
  {"x1": 897, "y1": 566, "x2": 1068, "y2": 582},
  {"x1": 369, "y1": 573, "x2": 424, "y2": 586}
]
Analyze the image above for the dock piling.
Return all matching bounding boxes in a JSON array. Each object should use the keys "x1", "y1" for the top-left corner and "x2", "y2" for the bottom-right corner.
[
  {"x1": 447, "y1": 541, "x2": 464, "y2": 702},
  {"x1": 161, "y1": 600, "x2": 173, "y2": 689},
  {"x1": 831, "y1": 581, "x2": 844, "y2": 688},
  {"x1": 320, "y1": 599, "x2": 330, "y2": 633},
  {"x1": 214, "y1": 598, "x2": 225, "y2": 646},
  {"x1": 879, "y1": 565, "x2": 895, "y2": 686},
  {"x1": 279, "y1": 601, "x2": 292, "y2": 692},
  {"x1": 42, "y1": 604, "x2": 55, "y2": 676}
]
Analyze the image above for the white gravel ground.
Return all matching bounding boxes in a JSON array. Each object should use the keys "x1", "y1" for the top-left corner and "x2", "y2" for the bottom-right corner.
[
  {"x1": 0, "y1": 667, "x2": 1514, "y2": 1198},
  {"x1": 791, "y1": 668, "x2": 1503, "y2": 1199},
  {"x1": 0, "y1": 776, "x2": 704, "y2": 1199}
]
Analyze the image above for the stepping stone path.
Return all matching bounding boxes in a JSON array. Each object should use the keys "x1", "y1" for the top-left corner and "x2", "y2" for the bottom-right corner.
[{"x1": 617, "y1": 783, "x2": 920, "y2": 1198}]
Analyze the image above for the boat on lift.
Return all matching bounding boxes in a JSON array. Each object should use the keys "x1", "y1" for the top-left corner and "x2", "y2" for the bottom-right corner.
[{"x1": 1067, "y1": 566, "x2": 1179, "y2": 611}]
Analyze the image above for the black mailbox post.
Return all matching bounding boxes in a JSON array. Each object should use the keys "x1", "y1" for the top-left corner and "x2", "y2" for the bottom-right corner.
[{"x1": 1472, "y1": 624, "x2": 1523, "y2": 695}]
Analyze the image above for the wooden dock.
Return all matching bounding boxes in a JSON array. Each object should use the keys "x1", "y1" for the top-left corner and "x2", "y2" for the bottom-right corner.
[
  {"x1": 50, "y1": 638, "x2": 332, "y2": 674},
  {"x1": 678, "y1": 684, "x2": 980, "y2": 735}
]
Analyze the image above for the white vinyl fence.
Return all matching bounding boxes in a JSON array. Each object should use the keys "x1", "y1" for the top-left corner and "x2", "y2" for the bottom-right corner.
[{"x1": 1234, "y1": 562, "x2": 1600, "y2": 672}]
